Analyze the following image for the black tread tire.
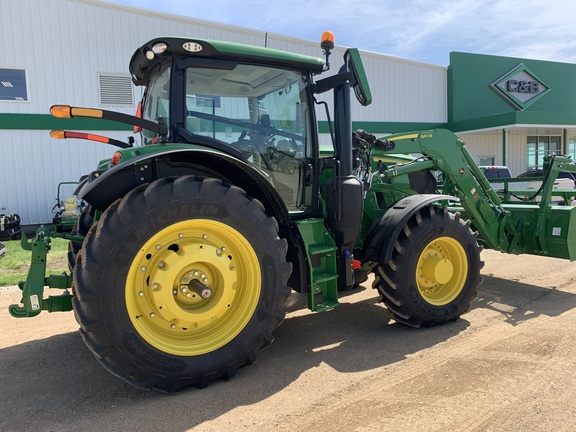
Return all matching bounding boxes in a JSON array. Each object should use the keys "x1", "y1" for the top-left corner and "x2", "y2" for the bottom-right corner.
[
  {"x1": 372, "y1": 206, "x2": 482, "y2": 328},
  {"x1": 72, "y1": 176, "x2": 291, "y2": 391},
  {"x1": 67, "y1": 205, "x2": 94, "y2": 271}
]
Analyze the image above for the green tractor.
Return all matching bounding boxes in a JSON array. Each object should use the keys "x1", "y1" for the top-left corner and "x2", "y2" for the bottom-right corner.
[
  {"x1": 51, "y1": 181, "x2": 83, "y2": 232},
  {"x1": 11, "y1": 33, "x2": 576, "y2": 391}
]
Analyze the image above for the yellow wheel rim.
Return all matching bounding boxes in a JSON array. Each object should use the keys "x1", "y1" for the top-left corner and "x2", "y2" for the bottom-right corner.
[
  {"x1": 415, "y1": 236, "x2": 467, "y2": 306},
  {"x1": 125, "y1": 219, "x2": 261, "y2": 356}
]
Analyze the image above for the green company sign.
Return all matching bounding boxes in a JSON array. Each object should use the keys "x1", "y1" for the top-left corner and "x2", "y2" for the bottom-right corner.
[{"x1": 491, "y1": 63, "x2": 550, "y2": 110}]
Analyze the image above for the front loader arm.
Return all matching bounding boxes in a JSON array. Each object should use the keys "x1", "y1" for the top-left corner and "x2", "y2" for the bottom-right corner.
[{"x1": 372, "y1": 129, "x2": 521, "y2": 252}]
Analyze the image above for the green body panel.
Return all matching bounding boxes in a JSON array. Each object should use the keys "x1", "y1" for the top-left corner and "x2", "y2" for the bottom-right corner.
[
  {"x1": 113, "y1": 142, "x2": 226, "y2": 163},
  {"x1": 95, "y1": 142, "x2": 238, "y2": 170}
]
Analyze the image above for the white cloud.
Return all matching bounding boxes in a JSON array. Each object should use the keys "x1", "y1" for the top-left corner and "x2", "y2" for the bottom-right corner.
[{"x1": 106, "y1": 0, "x2": 576, "y2": 65}]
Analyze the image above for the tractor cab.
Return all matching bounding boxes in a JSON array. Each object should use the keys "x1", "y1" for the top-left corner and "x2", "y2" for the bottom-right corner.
[
  {"x1": 130, "y1": 37, "x2": 371, "y2": 216},
  {"x1": 130, "y1": 38, "x2": 328, "y2": 214}
]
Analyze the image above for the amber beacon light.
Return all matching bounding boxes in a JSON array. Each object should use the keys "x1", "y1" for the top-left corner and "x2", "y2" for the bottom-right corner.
[{"x1": 320, "y1": 31, "x2": 335, "y2": 51}]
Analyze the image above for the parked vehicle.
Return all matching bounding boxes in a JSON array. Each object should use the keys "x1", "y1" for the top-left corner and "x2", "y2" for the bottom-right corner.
[
  {"x1": 0, "y1": 213, "x2": 21, "y2": 241},
  {"x1": 487, "y1": 167, "x2": 575, "y2": 204},
  {"x1": 518, "y1": 169, "x2": 576, "y2": 186},
  {"x1": 478, "y1": 165, "x2": 512, "y2": 179}
]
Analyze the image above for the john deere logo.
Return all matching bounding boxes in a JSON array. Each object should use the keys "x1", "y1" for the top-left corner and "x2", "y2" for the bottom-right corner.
[{"x1": 491, "y1": 63, "x2": 550, "y2": 110}]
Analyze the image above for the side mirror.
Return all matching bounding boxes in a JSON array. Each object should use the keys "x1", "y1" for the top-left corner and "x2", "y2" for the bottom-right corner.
[{"x1": 344, "y1": 48, "x2": 372, "y2": 106}]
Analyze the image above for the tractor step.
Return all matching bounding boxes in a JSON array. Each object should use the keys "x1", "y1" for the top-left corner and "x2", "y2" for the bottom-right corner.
[{"x1": 294, "y1": 219, "x2": 339, "y2": 312}]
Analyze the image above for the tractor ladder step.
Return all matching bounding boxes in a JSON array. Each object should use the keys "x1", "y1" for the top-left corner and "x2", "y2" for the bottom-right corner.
[{"x1": 294, "y1": 219, "x2": 339, "y2": 312}]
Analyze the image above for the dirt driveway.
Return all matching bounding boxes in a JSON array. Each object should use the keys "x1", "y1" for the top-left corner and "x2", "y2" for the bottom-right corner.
[{"x1": 2, "y1": 249, "x2": 576, "y2": 432}]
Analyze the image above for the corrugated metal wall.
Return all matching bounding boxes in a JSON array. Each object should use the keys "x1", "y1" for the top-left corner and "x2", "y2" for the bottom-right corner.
[
  {"x1": 0, "y1": 0, "x2": 447, "y2": 224},
  {"x1": 459, "y1": 130, "x2": 569, "y2": 178}
]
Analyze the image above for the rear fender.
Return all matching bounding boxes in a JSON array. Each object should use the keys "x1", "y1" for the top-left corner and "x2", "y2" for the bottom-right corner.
[
  {"x1": 77, "y1": 148, "x2": 291, "y2": 225},
  {"x1": 362, "y1": 194, "x2": 459, "y2": 264}
]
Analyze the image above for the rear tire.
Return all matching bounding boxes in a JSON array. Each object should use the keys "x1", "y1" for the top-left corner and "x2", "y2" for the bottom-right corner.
[
  {"x1": 373, "y1": 206, "x2": 482, "y2": 327},
  {"x1": 72, "y1": 176, "x2": 291, "y2": 391}
]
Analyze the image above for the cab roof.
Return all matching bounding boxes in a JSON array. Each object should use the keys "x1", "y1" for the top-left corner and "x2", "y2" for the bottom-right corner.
[{"x1": 129, "y1": 37, "x2": 326, "y2": 85}]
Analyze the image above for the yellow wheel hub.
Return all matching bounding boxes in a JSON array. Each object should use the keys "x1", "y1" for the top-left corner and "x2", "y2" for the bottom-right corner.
[
  {"x1": 125, "y1": 219, "x2": 261, "y2": 356},
  {"x1": 416, "y1": 236, "x2": 467, "y2": 306}
]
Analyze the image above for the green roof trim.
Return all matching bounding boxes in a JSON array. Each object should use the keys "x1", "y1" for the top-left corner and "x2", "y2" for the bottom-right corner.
[
  {"x1": 447, "y1": 111, "x2": 576, "y2": 133},
  {"x1": 0, "y1": 113, "x2": 132, "y2": 131},
  {"x1": 319, "y1": 120, "x2": 445, "y2": 134}
]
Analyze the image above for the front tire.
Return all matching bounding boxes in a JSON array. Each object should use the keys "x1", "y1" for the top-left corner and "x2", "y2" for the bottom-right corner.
[
  {"x1": 73, "y1": 176, "x2": 291, "y2": 391},
  {"x1": 373, "y1": 206, "x2": 482, "y2": 327}
]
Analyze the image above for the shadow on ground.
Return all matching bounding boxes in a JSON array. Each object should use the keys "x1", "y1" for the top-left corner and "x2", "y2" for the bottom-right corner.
[
  {"x1": 0, "y1": 287, "x2": 465, "y2": 432},
  {"x1": 2, "y1": 275, "x2": 574, "y2": 431},
  {"x1": 473, "y1": 273, "x2": 576, "y2": 325}
]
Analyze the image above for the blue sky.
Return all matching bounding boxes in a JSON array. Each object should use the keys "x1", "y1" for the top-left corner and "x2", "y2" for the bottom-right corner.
[{"x1": 106, "y1": 0, "x2": 575, "y2": 66}]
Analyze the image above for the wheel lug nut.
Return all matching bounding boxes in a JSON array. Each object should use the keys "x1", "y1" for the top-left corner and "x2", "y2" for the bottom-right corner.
[
  {"x1": 221, "y1": 246, "x2": 226, "y2": 252},
  {"x1": 155, "y1": 245, "x2": 161, "y2": 250},
  {"x1": 182, "y1": 287, "x2": 187, "y2": 293},
  {"x1": 202, "y1": 234, "x2": 208, "y2": 239},
  {"x1": 171, "y1": 324, "x2": 176, "y2": 329},
  {"x1": 178, "y1": 233, "x2": 184, "y2": 238},
  {"x1": 140, "y1": 266, "x2": 146, "y2": 271},
  {"x1": 194, "y1": 271, "x2": 199, "y2": 276},
  {"x1": 183, "y1": 277, "x2": 188, "y2": 283},
  {"x1": 150, "y1": 313, "x2": 155, "y2": 318},
  {"x1": 138, "y1": 291, "x2": 144, "y2": 297},
  {"x1": 158, "y1": 261, "x2": 165, "y2": 268}
]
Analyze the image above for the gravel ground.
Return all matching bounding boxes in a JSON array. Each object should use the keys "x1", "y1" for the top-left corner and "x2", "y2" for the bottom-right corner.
[{"x1": 2, "y1": 249, "x2": 576, "y2": 431}]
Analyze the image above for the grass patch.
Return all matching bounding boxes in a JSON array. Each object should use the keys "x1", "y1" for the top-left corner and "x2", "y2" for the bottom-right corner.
[{"x1": 0, "y1": 238, "x2": 70, "y2": 286}]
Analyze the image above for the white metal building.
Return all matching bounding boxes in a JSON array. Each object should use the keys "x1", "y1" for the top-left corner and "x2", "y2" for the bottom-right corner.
[
  {"x1": 2, "y1": 0, "x2": 575, "y2": 225},
  {"x1": 0, "y1": 0, "x2": 446, "y2": 224}
]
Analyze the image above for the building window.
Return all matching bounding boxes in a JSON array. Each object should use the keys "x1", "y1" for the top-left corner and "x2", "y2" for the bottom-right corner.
[
  {"x1": 479, "y1": 156, "x2": 495, "y2": 166},
  {"x1": 98, "y1": 73, "x2": 134, "y2": 105},
  {"x1": 568, "y1": 137, "x2": 576, "y2": 161},
  {"x1": 526, "y1": 135, "x2": 561, "y2": 170},
  {"x1": 0, "y1": 68, "x2": 28, "y2": 101}
]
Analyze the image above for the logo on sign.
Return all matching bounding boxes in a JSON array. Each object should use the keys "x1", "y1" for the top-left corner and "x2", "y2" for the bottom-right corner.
[{"x1": 491, "y1": 63, "x2": 550, "y2": 110}]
